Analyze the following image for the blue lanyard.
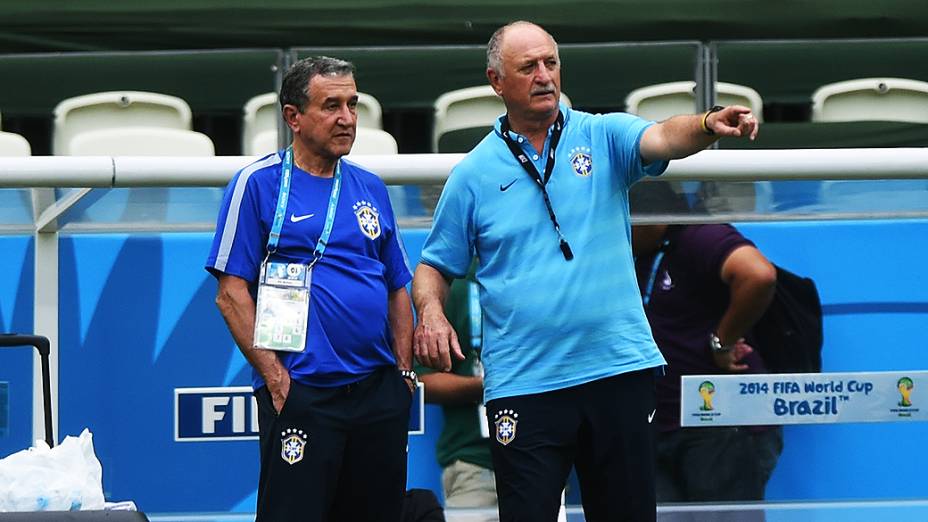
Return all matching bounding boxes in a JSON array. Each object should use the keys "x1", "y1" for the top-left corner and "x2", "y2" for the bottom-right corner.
[
  {"x1": 642, "y1": 239, "x2": 669, "y2": 307},
  {"x1": 266, "y1": 146, "x2": 342, "y2": 264}
]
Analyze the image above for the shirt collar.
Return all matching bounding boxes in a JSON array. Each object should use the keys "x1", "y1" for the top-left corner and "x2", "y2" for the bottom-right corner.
[{"x1": 493, "y1": 101, "x2": 571, "y2": 138}]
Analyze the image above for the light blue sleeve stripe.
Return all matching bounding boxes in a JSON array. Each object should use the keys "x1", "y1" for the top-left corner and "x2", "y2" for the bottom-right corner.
[{"x1": 214, "y1": 154, "x2": 281, "y2": 272}]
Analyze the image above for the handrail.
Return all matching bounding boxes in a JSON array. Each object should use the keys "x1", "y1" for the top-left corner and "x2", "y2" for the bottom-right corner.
[{"x1": 0, "y1": 148, "x2": 926, "y2": 188}]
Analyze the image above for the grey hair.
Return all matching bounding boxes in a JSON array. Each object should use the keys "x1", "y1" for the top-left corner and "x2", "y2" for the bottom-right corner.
[
  {"x1": 279, "y1": 56, "x2": 355, "y2": 112},
  {"x1": 486, "y1": 21, "x2": 558, "y2": 77}
]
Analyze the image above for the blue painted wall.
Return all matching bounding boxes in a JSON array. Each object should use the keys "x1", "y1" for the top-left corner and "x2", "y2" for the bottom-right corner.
[
  {"x1": 736, "y1": 220, "x2": 928, "y2": 501},
  {"x1": 0, "y1": 236, "x2": 34, "y2": 458},
  {"x1": 0, "y1": 219, "x2": 926, "y2": 511}
]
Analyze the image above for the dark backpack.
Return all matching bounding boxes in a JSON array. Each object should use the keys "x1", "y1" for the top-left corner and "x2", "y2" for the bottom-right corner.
[{"x1": 748, "y1": 265, "x2": 824, "y2": 373}]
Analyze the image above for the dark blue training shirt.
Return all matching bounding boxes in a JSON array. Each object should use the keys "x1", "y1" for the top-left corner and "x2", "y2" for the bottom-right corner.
[{"x1": 206, "y1": 152, "x2": 412, "y2": 388}]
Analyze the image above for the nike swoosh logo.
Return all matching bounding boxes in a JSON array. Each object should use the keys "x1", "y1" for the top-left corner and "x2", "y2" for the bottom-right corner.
[
  {"x1": 289, "y1": 213, "x2": 315, "y2": 223},
  {"x1": 500, "y1": 179, "x2": 518, "y2": 191},
  {"x1": 647, "y1": 409, "x2": 656, "y2": 424}
]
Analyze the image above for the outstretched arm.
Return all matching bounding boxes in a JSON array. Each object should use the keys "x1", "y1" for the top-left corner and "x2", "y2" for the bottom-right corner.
[
  {"x1": 640, "y1": 105, "x2": 759, "y2": 163},
  {"x1": 412, "y1": 263, "x2": 464, "y2": 371}
]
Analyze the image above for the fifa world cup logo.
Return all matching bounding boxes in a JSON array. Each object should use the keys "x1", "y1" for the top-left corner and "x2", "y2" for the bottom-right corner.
[
  {"x1": 897, "y1": 377, "x2": 914, "y2": 407},
  {"x1": 698, "y1": 381, "x2": 715, "y2": 411}
]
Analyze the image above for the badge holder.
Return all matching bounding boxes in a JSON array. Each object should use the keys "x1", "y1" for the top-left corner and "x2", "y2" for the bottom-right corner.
[
  {"x1": 253, "y1": 260, "x2": 312, "y2": 352},
  {"x1": 251, "y1": 146, "x2": 342, "y2": 353}
]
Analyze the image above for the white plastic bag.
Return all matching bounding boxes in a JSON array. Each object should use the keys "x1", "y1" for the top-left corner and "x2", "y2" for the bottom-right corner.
[{"x1": 0, "y1": 428, "x2": 105, "y2": 512}]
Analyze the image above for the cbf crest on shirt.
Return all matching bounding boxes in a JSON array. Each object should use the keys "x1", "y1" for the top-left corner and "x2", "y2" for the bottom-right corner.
[
  {"x1": 353, "y1": 200, "x2": 381, "y2": 240},
  {"x1": 568, "y1": 145, "x2": 593, "y2": 177}
]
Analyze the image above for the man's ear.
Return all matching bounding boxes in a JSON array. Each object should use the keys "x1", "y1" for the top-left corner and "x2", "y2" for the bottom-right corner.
[
  {"x1": 487, "y1": 68, "x2": 503, "y2": 96},
  {"x1": 282, "y1": 104, "x2": 301, "y2": 132}
]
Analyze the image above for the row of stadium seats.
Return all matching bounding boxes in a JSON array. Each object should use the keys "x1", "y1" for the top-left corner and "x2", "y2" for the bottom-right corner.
[
  {"x1": 431, "y1": 77, "x2": 928, "y2": 155},
  {"x1": 626, "y1": 77, "x2": 928, "y2": 124},
  {"x1": 0, "y1": 90, "x2": 392, "y2": 158},
  {"x1": 3, "y1": 77, "x2": 926, "y2": 159}
]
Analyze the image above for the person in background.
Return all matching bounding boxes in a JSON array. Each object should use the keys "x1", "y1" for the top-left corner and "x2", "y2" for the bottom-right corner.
[
  {"x1": 630, "y1": 181, "x2": 783, "y2": 520},
  {"x1": 412, "y1": 20, "x2": 759, "y2": 522},
  {"x1": 416, "y1": 265, "x2": 498, "y2": 518}
]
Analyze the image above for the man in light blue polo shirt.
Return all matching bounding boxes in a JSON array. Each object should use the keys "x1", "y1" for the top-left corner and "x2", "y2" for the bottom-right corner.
[{"x1": 412, "y1": 21, "x2": 759, "y2": 522}]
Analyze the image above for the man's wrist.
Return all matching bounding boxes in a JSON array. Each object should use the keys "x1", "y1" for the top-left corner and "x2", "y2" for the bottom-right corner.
[
  {"x1": 701, "y1": 105, "x2": 724, "y2": 136},
  {"x1": 399, "y1": 368, "x2": 419, "y2": 388},
  {"x1": 708, "y1": 332, "x2": 734, "y2": 353}
]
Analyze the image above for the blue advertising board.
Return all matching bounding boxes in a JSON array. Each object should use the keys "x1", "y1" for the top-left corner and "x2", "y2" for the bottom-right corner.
[
  {"x1": 0, "y1": 220, "x2": 924, "y2": 511},
  {"x1": 174, "y1": 384, "x2": 425, "y2": 442}
]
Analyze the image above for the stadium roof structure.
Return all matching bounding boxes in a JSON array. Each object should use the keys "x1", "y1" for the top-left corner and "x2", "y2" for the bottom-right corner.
[{"x1": 0, "y1": 0, "x2": 926, "y2": 53}]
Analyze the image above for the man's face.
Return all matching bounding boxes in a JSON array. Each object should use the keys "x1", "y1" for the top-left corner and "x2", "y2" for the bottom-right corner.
[
  {"x1": 489, "y1": 25, "x2": 561, "y2": 121},
  {"x1": 288, "y1": 74, "x2": 358, "y2": 160}
]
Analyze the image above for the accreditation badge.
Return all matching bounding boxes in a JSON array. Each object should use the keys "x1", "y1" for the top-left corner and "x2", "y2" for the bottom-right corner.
[{"x1": 253, "y1": 261, "x2": 311, "y2": 352}]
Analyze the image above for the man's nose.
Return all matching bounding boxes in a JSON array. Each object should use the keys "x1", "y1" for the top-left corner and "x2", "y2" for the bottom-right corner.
[
  {"x1": 534, "y1": 61, "x2": 552, "y2": 83},
  {"x1": 337, "y1": 104, "x2": 356, "y2": 125}
]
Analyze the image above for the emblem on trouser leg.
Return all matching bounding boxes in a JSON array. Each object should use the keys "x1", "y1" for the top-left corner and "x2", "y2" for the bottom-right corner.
[
  {"x1": 280, "y1": 428, "x2": 307, "y2": 465},
  {"x1": 494, "y1": 409, "x2": 518, "y2": 445}
]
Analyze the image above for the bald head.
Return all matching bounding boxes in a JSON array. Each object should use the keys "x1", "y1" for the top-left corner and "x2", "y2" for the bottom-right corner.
[{"x1": 487, "y1": 21, "x2": 558, "y2": 78}]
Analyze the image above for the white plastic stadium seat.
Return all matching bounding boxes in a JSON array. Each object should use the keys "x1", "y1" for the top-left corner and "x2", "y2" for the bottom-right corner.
[
  {"x1": 0, "y1": 131, "x2": 31, "y2": 156},
  {"x1": 624, "y1": 81, "x2": 764, "y2": 122},
  {"x1": 248, "y1": 129, "x2": 279, "y2": 158},
  {"x1": 356, "y1": 92, "x2": 384, "y2": 130},
  {"x1": 68, "y1": 127, "x2": 215, "y2": 156},
  {"x1": 813, "y1": 78, "x2": 928, "y2": 208},
  {"x1": 53, "y1": 91, "x2": 193, "y2": 155},
  {"x1": 811, "y1": 77, "x2": 928, "y2": 123},
  {"x1": 432, "y1": 85, "x2": 572, "y2": 152},
  {"x1": 350, "y1": 128, "x2": 399, "y2": 155},
  {"x1": 345, "y1": 127, "x2": 415, "y2": 216},
  {"x1": 242, "y1": 91, "x2": 384, "y2": 156},
  {"x1": 242, "y1": 92, "x2": 281, "y2": 156}
]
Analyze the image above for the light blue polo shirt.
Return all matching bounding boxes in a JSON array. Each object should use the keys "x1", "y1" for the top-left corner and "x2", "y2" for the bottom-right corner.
[{"x1": 421, "y1": 104, "x2": 668, "y2": 402}]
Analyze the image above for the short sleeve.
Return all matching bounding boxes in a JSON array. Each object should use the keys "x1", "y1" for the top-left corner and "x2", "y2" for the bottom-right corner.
[
  {"x1": 205, "y1": 169, "x2": 266, "y2": 283},
  {"x1": 602, "y1": 112, "x2": 669, "y2": 186},
  {"x1": 677, "y1": 224, "x2": 755, "y2": 278},
  {"x1": 419, "y1": 165, "x2": 478, "y2": 279}
]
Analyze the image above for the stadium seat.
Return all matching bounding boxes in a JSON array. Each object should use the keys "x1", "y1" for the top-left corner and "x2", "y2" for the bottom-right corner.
[
  {"x1": 0, "y1": 131, "x2": 31, "y2": 156},
  {"x1": 347, "y1": 128, "x2": 425, "y2": 216},
  {"x1": 248, "y1": 129, "x2": 279, "y2": 158},
  {"x1": 53, "y1": 91, "x2": 193, "y2": 155},
  {"x1": 433, "y1": 85, "x2": 572, "y2": 152},
  {"x1": 356, "y1": 92, "x2": 384, "y2": 130},
  {"x1": 624, "y1": 81, "x2": 764, "y2": 122},
  {"x1": 52, "y1": 95, "x2": 216, "y2": 225},
  {"x1": 811, "y1": 77, "x2": 928, "y2": 123},
  {"x1": 67, "y1": 127, "x2": 215, "y2": 156},
  {"x1": 813, "y1": 78, "x2": 928, "y2": 209},
  {"x1": 350, "y1": 127, "x2": 399, "y2": 155},
  {"x1": 242, "y1": 91, "x2": 384, "y2": 155},
  {"x1": 625, "y1": 81, "x2": 767, "y2": 214},
  {"x1": 242, "y1": 92, "x2": 280, "y2": 156}
]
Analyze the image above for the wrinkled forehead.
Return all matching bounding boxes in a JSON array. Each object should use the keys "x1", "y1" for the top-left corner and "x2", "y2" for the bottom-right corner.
[
  {"x1": 500, "y1": 24, "x2": 558, "y2": 64},
  {"x1": 307, "y1": 73, "x2": 357, "y2": 102}
]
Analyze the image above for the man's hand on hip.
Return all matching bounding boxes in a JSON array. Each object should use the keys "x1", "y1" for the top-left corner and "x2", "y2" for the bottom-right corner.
[{"x1": 268, "y1": 371, "x2": 292, "y2": 414}]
